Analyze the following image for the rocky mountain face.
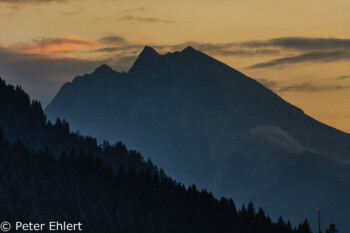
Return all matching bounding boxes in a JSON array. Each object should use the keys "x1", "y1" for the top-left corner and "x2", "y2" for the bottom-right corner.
[{"x1": 46, "y1": 46, "x2": 350, "y2": 231}]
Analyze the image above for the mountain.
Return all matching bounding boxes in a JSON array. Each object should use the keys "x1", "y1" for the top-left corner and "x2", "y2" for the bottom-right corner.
[
  {"x1": 0, "y1": 77, "x2": 311, "y2": 233},
  {"x1": 46, "y1": 46, "x2": 350, "y2": 231}
]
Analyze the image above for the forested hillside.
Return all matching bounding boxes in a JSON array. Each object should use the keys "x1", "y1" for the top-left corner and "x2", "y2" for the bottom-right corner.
[
  {"x1": 0, "y1": 78, "x2": 151, "y2": 172},
  {"x1": 0, "y1": 128, "x2": 311, "y2": 233}
]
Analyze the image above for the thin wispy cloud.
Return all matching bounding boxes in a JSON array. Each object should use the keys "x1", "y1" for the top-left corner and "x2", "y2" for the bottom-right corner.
[
  {"x1": 256, "y1": 78, "x2": 279, "y2": 89},
  {"x1": 120, "y1": 6, "x2": 146, "y2": 14},
  {"x1": 0, "y1": 0, "x2": 69, "y2": 4},
  {"x1": 277, "y1": 83, "x2": 349, "y2": 92},
  {"x1": 242, "y1": 37, "x2": 350, "y2": 51},
  {"x1": 10, "y1": 36, "x2": 101, "y2": 54},
  {"x1": 214, "y1": 49, "x2": 280, "y2": 56},
  {"x1": 248, "y1": 51, "x2": 350, "y2": 69},
  {"x1": 242, "y1": 37, "x2": 350, "y2": 69},
  {"x1": 336, "y1": 75, "x2": 350, "y2": 80},
  {"x1": 0, "y1": 3, "x2": 23, "y2": 10},
  {"x1": 250, "y1": 126, "x2": 305, "y2": 154},
  {"x1": 257, "y1": 79, "x2": 349, "y2": 93},
  {"x1": 61, "y1": 7, "x2": 83, "y2": 16},
  {"x1": 117, "y1": 15, "x2": 175, "y2": 24},
  {"x1": 98, "y1": 36, "x2": 127, "y2": 45},
  {"x1": 0, "y1": 0, "x2": 77, "y2": 14}
]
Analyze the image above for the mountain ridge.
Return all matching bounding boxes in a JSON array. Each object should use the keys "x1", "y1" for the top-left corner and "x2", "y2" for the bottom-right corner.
[{"x1": 46, "y1": 46, "x2": 350, "y2": 231}]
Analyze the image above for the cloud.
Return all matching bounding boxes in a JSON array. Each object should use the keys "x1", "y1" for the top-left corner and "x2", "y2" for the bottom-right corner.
[
  {"x1": 0, "y1": 0, "x2": 74, "y2": 13},
  {"x1": 0, "y1": 3, "x2": 23, "y2": 9},
  {"x1": 60, "y1": 7, "x2": 83, "y2": 16},
  {"x1": 248, "y1": 51, "x2": 350, "y2": 69},
  {"x1": 256, "y1": 78, "x2": 349, "y2": 93},
  {"x1": 185, "y1": 37, "x2": 350, "y2": 63},
  {"x1": 0, "y1": 2, "x2": 26, "y2": 15},
  {"x1": 241, "y1": 37, "x2": 350, "y2": 68},
  {"x1": 256, "y1": 78, "x2": 279, "y2": 89},
  {"x1": 0, "y1": 0, "x2": 76, "y2": 15},
  {"x1": 242, "y1": 37, "x2": 350, "y2": 51},
  {"x1": 10, "y1": 36, "x2": 101, "y2": 54},
  {"x1": 98, "y1": 36, "x2": 127, "y2": 45},
  {"x1": 277, "y1": 83, "x2": 349, "y2": 92},
  {"x1": 250, "y1": 126, "x2": 305, "y2": 154},
  {"x1": 213, "y1": 49, "x2": 280, "y2": 56},
  {"x1": 120, "y1": 6, "x2": 146, "y2": 14},
  {"x1": 336, "y1": 75, "x2": 350, "y2": 80},
  {"x1": 117, "y1": 15, "x2": 175, "y2": 24},
  {"x1": 0, "y1": 0, "x2": 67, "y2": 4}
]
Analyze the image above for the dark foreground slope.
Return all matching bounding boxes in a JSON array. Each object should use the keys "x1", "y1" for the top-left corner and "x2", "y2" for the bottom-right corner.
[
  {"x1": 0, "y1": 131, "x2": 312, "y2": 233},
  {"x1": 46, "y1": 46, "x2": 350, "y2": 230},
  {"x1": 0, "y1": 79, "x2": 311, "y2": 233},
  {"x1": 0, "y1": 78, "x2": 152, "y2": 172}
]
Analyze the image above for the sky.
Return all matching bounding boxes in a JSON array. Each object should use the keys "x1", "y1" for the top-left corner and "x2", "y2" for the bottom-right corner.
[{"x1": 0, "y1": 0, "x2": 349, "y2": 132}]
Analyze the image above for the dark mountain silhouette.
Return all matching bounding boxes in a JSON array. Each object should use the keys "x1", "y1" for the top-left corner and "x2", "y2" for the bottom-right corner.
[
  {"x1": 0, "y1": 77, "x2": 312, "y2": 233},
  {"x1": 46, "y1": 46, "x2": 350, "y2": 231},
  {"x1": 0, "y1": 78, "x2": 153, "y2": 172}
]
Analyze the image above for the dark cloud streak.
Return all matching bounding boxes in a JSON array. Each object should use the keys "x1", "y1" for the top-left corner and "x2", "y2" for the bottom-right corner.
[
  {"x1": 256, "y1": 78, "x2": 349, "y2": 93},
  {"x1": 117, "y1": 15, "x2": 175, "y2": 24},
  {"x1": 0, "y1": 0, "x2": 68, "y2": 4},
  {"x1": 242, "y1": 37, "x2": 350, "y2": 68},
  {"x1": 256, "y1": 78, "x2": 279, "y2": 89},
  {"x1": 98, "y1": 36, "x2": 127, "y2": 45},
  {"x1": 248, "y1": 51, "x2": 350, "y2": 69},
  {"x1": 120, "y1": 6, "x2": 146, "y2": 13},
  {"x1": 242, "y1": 37, "x2": 350, "y2": 51},
  {"x1": 336, "y1": 75, "x2": 350, "y2": 80},
  {"x1": 277, "y1": 83, "x2": 349, "y2": 92}
]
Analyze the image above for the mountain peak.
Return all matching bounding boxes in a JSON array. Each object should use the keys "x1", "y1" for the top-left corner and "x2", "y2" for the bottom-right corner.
[
  {"x1": 182, "y1": 46, "x2": 197, "y2": 53},
  {"x1": 94, "y1": 64, "x2": 114, "y2": 74},
  {"x1": 128, "y1": 46, "x2": 160, "y2": 74},
  {"x1": 181, "y1": 46, "x2": 207, "y2": 60},
  {"x1": 140, "y1": 46, "x2": 159, "y2": 57}
]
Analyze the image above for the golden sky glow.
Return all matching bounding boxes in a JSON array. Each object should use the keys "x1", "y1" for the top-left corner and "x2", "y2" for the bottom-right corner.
[{"x1": 0, "y1": 0, "x2": 350, "y2": 132}]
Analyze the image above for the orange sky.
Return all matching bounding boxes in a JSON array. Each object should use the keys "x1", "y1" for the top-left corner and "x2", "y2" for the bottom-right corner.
[{"x1": 0, "y1": 0, "x2": 349, "y2": 132}]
